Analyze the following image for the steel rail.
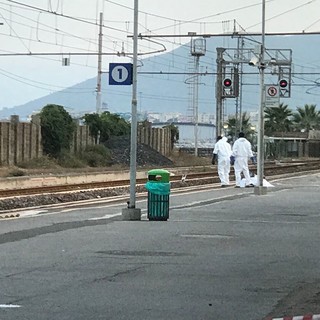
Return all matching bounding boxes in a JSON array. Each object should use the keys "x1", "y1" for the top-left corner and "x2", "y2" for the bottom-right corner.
[{"x1": 0, "y1": 161, "x2": 319, "y2": 199}]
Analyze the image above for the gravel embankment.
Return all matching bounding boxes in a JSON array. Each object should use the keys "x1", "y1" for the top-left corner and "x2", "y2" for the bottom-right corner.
[{"x1": 0, "y1": 137, "x2": 182, "y2": 213}]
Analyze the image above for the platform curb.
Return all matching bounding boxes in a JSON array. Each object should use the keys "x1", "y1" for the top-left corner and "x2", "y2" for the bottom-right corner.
[
  {"x1": 0, "y1": 213, "x2": 20, "y2": 219},
  {"x1": 268, "y1": 314, "x2": 320, "y2": 320}
]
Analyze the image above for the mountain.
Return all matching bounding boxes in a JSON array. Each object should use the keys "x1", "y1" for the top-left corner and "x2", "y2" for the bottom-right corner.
[{"x1": 1, "y1": 34, "x2": 319, "y2": 120}]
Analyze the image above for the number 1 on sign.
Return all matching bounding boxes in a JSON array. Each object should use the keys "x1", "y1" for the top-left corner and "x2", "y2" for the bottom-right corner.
[
  {"x1": 109, "y1": 63, "x2": 133, "y2": 85},
  {"x1": 112, "y1": 66, "x2": 129, "y2": 83}
]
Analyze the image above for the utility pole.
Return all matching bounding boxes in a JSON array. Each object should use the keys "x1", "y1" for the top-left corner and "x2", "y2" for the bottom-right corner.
[
  {"x1": 255, "y1": 0, "x2": 267, "y2": 195},
  {"x1": 193, "y1": 55, "x2": 199, "y2": 156},
  {"x1": 190, "y1": 38, "x2": 206, "y2": 156},
  {"x1": 235, "y1": 36, "x2": 244, "y2": 136},
  {"x1": 96, "y1": 12, "x2": 103, "y2": 115},
  {"x1": 216, "y1": 47, "x2": 225, "y2": 138}
]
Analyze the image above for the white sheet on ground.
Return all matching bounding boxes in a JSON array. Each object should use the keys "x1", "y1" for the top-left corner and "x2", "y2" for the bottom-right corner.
[{"x1": 239, "y1": 174, "x2": 274, "y2": 188}]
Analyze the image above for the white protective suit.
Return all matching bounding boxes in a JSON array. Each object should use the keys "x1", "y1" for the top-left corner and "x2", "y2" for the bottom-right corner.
[
  {"x1": 213, "y1": 137, "x2": 232, "y2": 186},
  {"x1": 232, "y1": 137, "x2": 254, "y2": 187}
]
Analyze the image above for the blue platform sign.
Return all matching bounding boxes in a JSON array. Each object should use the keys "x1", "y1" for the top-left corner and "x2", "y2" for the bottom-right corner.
[{"x1": 109, "y1": 63, "x2": 133, "y2": 85}]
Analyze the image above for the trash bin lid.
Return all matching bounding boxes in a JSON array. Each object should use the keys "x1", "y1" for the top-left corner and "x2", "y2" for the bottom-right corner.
[{"x1": 147, "y1": 169, "x2": 170, "y2": 183}]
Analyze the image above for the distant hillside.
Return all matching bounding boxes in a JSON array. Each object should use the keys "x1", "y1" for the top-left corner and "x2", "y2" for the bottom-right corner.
[{"x1": 1, "y1": 34, "x2": 319, "y2": 120}]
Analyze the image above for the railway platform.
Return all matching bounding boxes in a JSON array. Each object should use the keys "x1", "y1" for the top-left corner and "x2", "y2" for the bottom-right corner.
[{"x1": 0, "y1": 171, "x2": 320, "y2": 319}]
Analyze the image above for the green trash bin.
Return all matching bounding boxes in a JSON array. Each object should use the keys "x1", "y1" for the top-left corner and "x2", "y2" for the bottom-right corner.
[{"x1": 145, "y1": 169, "x2": 170, "y2": 221}]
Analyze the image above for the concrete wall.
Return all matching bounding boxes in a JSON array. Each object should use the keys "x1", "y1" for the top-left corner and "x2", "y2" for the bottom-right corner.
[
  {"x1": 71, "y1": 125, "x2": 95, "y2": 153},
  {"x1": 0, "y1": 117, "x2": 172, "y2": 166},
  {"x1": 0, "y1": 116, "x2": 42, "y2": 166},
  {"x1": 0, "y1": 116, "x2": 95, "y2": 166},
  {"x1": 138, "y1": 124, "x2": 172, "y2": 157}
]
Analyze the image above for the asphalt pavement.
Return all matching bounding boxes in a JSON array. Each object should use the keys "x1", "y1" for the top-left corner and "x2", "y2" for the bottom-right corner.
[{"x1": 0, "y1": 172, "x2": 320, "y2": 320}]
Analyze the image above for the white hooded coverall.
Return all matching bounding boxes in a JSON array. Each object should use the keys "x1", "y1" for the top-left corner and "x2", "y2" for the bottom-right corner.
[
  {"x1": 213, "y1": 137, "x2": 232, "y2": 186},
  {"x1": 232, "y1": 137, "x2": 254, "y2": 187}
]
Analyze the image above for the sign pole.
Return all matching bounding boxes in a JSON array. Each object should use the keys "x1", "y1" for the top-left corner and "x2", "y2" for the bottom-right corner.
[{"x1": 122, "y1": 0, "x2": 141, "y2": 220}]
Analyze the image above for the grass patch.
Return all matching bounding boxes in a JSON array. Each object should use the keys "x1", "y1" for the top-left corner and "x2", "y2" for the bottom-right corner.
[
  {"x1": 169, "y1": 150, "x2": 211, "y2": 167},
  {"x1": 80, "y1": 145, "x2": 113, "y2": 167},
  {"x1": 18, "y1": 156, "x2": 59, "y2": 169},
  {"x1": 57, "y1": 150, "x2": 86, "y2": 168},
  {"x1": 7, "y1": 168, "x2": 26, "y2": 177}
]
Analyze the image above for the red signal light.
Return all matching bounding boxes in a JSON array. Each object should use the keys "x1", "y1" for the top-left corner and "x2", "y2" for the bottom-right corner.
[
  {"x1": 279, "y1": 79, "x2": 288, "y2": 88},
  {"x1": 223, "y1": 78, "x2": 232, "y2": 87}
]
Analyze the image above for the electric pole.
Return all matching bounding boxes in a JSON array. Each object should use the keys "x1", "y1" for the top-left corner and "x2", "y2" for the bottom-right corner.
[
  {"x1": 255, "y1": 0, "x2": 267, "y2": 195},
  {"x1": 96, "y1": 12, "x2": 103, "y2": 115},
  {"x1": 121, "y1": 0, "x2": 141, "y2": 221},
  {"x1": 216, "y1": 47, "x2": 225, "y2": 138}
]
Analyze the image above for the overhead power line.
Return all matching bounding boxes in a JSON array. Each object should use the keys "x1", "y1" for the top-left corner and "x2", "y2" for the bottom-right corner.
[
  {"x1": 133, "y1": 31, "x2": 320, "y2": 39},
  {"x1": 5, "y1": 0, "x2": 126, "y2": 33}
]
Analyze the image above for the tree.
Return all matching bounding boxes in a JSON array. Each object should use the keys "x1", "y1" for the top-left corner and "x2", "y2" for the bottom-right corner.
[
  {"x1": 82, "y1": 111, "x2": 131, "y2": 143},
  {"x1": 100, "y1": 112, "x2": 130, "y2": 141},
  {"x1": 163, "y1": 123, "x2": 179, "y2": 148},
  {"x1": 82, "y1": 113, "x2": 102, "y2": 144},
  {"x1": 292, "y1": 104, "x2": 320, "y2": 132},
  {"x1": 40, "y1": 104, "x2": 76, "y2": 158},
  {"x1": 225, "y1": 112, "x2": 254, "y2": 141},
  {"x1": 264, "y1": 103, "x2": 293, "y2": 136}
]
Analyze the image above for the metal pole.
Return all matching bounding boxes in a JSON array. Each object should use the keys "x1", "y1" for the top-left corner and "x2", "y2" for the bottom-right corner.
[
  {"x1": 255, "y1": 0, "x2": 267, "y2": 194},
  {"x1": 194, "y1": 56, "x2": 199, "y2": 156},
  {"x1": 96, "y1": 12, "x2": 103, "y2": 115},
  {"x1": 122, "y1": 0, "x2": 141, "y2": 220},
  {"x1": 129, "y1": 0, "x2": 138, "y2": 208},
  {"x1": 239, "y1": 39, "x2": 244, "y2": 135},
  {"x1": 216, "y1": 47, "x2": 225, "y2": 139}
]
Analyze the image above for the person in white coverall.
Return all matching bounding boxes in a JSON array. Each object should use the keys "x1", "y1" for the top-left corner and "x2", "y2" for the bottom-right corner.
[
  {"x1": 232, "y1": 131, "x2": 255, "y2": 188},
  {"x1": 212, "y1": 136, "x2": 232, "y2": 188}
]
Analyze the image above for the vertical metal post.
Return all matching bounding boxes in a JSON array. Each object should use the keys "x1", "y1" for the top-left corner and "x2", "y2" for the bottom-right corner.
[
  {"x1": 122, "y1": 0, "x2": 141, "y2": 220},
  {"x1": 194, "y1": 56, "x2": 199, "y2": 156},
  {"x1": 129, "y1": 0, "x2": 138, "y2": 208},
  {"x1": 216, "y1": 48, "x2": 225, "y2": 139},
  {"x1": 235, "y1": 38, "x2": 240, "y2": 136},
  {"x1": 255, "y1": 0, "x2": 267, "y2": 195},
  {"x1": 236, "y1": 37, "x2": 244, "y2": 136},
  {"x1": 96, "y1": 12, "x2": 103, "y2": 115}
]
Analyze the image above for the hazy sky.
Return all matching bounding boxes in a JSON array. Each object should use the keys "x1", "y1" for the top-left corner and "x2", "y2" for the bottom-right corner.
[{"x1": 0, "y1": 0, "x2": 319, "y2": 110}]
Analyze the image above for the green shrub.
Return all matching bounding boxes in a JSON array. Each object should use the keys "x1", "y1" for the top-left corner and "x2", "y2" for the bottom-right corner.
[
  {"x1": 81, "y1": 145, "x2": 112, "y2": 167},
  {"x1": 57, "y1": 150, "x2": 86, "y2": 168},
  {"x1": 18, "y1": 156, "x2": 58, "y2": 169},
  {"x1": 7, "y1": 168, "x2": 25, "y2": 177},
  {"x1": 40, "y1": 104, "x2": 76, "y2": 158}
]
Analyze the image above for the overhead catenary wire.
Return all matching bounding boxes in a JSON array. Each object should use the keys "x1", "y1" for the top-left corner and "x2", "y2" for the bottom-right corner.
[
  {"x1": 3, "y1": 0, "x2": 306, "y2": 71},
  {"x1": 5, "y1": 0, "x2": 125, "y2": 33},
  {"x1": 246, "y1": 0, "x2": 319, "y2": 30},
  {"x1": 0, "y1": 68, "x2": 96, "y2": 92},
  {"x1": 0, "y1": 0, "x2": 320, "y2": 106},
  {"x1": 0, "y1": 2, "x2": 168, "y2": 58}
]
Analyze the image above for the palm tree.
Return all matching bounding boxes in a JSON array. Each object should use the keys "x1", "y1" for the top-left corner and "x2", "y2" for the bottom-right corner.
[
  {"x1": 225, "y1": 112, "x2": 255, "y2": 141},
  {"x1": 264, "y1": 103, "x2": 293, "y2": 136},
  {"x1": 292, "y1": 104, "x2": 320, "y2": 132}
]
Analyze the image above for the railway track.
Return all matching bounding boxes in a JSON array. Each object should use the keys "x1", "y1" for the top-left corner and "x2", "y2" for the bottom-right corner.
[{"x1": 0, "y1": 160, "x2": 319, "y2": 199}]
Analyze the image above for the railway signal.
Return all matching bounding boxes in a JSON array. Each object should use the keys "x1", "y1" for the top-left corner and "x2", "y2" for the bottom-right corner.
[
  {"x1": 223, "y1": 78, "x2": 232, "y2": 87},
  {"x1": 279, "y1": 79, "x2": 288, "y2": 88},
  {"x1": 279, "y1": 78, "x2": 290, "y2": 98},
  {"x1": 221, "y1": 68, "x2": 239, "y2": 98}
]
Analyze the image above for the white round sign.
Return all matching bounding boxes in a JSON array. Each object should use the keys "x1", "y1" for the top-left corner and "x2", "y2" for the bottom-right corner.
[
  {"x1": 267, "y1": 86, "x2": 278, "y2": 97},
  {"x1": 111, "y1": 66, "x2": 129, "y2": 83}
]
